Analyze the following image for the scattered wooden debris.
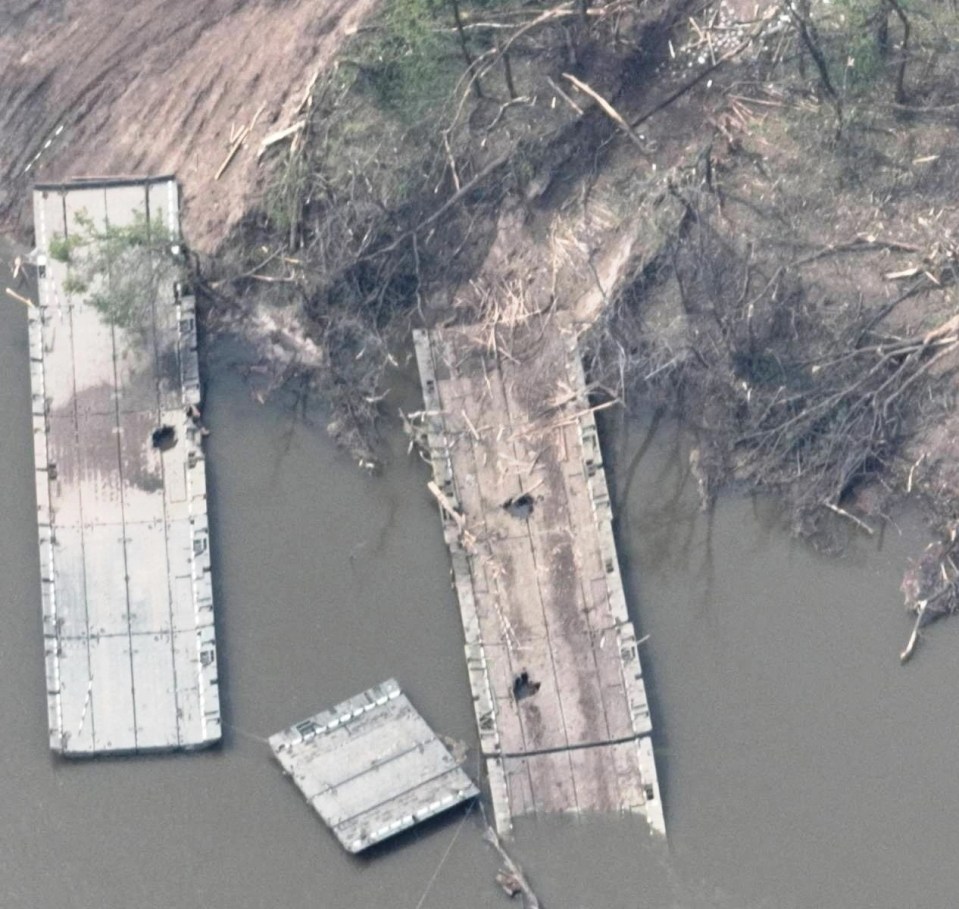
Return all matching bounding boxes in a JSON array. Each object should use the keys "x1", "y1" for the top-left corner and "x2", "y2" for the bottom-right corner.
[
  {"x1": 427, "y1": 480, "x2": 465, "y2": 530},
  {"x1": 257, "y1": 120, "x2": 306, "y2": 160},
  {"x1": 900, "y1": 600, "x2": 927, "y2": 664},
  {"x1": 496, "y1": 869, "x2": 524, "y2": 898},
  {"x1": 544, "y1": 75, "x2": 583, "y2": 115},
  {"x1": 824, "y1": 501, "x2": 874, "y2": 536},
  {"x1": 484, "y1": 825, "x2": 540, "y2": 908},
  {"x1": 900, "y1": 527, "x2": 959, "y2": 663},
  {"x1": 906, "y1": 453, "x2": 925, "y2": 493},
  {"x1": 922, "y1": 313, "x2": 959, "y2": 347},
  {"x1": 4, "y1": 287, "x2": 33, "y2": 307},
  {"x1": 884, "y1": 266, "x2": 921, "y2": 281},
  {"x1": 215, "y1": 128, "x2": 249, "y2": 181},
  {"x1": 562, "y1": 72, "x2": 646, "y2": 153},
  {"x1": 248, "y1": 273, "x2": 296, "y2": 284},
  {"x1": 215, "y1": 103, "x2": 265, "y2": 180}
]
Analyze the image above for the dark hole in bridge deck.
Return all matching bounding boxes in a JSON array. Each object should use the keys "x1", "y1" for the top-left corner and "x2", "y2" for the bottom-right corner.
[
  {"x1": 503, "y1": 493, "x2": 535, "y2": 520},
  {"x1": 513, "y1": 671, "x2": 540, "y2": 701},
  {"x1": 151, "y1": 425, "x2": 177, "y2": 451}
]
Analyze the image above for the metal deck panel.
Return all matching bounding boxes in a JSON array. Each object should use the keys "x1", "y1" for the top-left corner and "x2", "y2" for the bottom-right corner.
[
  {"x1": 130, "y1": 634, "x2": 179, "y2": 750},
  {"x1": 103, "y1": 183, "x2": 149, "y2": 229},
  {"x1": 146, "y1": 180, "x2": 178, "y2": 240},
  {"x1": 170, "y1": 626, "x2": 220, "y2": 746},
  {"x1": 170, "y1": 570, "x2": 199, "y2": 631},
  {"x1": 75, "y1": 412, "x2": 125, "y2": 525},
  {"x1": 70, "y1": 320, "x2": 117, "y2": 417},
  {"x1": 48, "y1": 525, "x2": 89, "y2": 639},
  {"x1": 54, "y1": 636, "x2": 95, "y2": 752},
  {"x1": 81, "y1": 524, "x2": 130, "y2": 635},
  {"x1": 161, "y1": 427, "x2": 189, "y2": 505},
  {"x1": 310, "y1": 742, "x2": 461, "y2": 828},
  {"x1": 117, "y1": 410, "x2": 166, "y2": 519},
  {"x1": 52, "y1": 189, "x2": 116, "y2": 416},
  {"x1": 46, "y1": 413, "x2": 82, "y2": 519},
  {"x1": 30, "y1": 177, "x2": 221, "y2": 755},
  {"x1": 115, "y1": 339, "x2": 160, "y2": 414},
  {"x1": 157, "y1": 321, "x2": 185, "y2": 412},
  {"x1": 87, "y1": 634, "x2": 137, "y2": 751},
  {"x1": 124, "y1": 520, "x2": 174, "y2": 634},
  {"x1": 271, "y1": 680, "x2": 478, "y2": 853}
]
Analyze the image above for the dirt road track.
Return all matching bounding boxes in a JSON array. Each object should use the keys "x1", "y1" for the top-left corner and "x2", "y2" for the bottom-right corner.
[{"x1": 0, "y1": 0, "x2": 375, "y2": 249}]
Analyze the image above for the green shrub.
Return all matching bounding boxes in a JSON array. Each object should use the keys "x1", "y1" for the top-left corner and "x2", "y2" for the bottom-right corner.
[
  {"x1": 60, "y1": 209, "x2": 179, "y2": 333},
  {"x1": 360, "y1": 0, "x2": 460, "y2": 119},
  {"x1": 61, "y1": 274, "x2": 88, "y2": 295},
  {"x1": 48, "y1": 233, "x2": 80, "y2": 263}
]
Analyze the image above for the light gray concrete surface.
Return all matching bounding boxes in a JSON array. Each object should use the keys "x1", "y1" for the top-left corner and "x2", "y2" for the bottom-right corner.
[{"x1": 30, "y1": 177, "x2": 220, "y2": 754}]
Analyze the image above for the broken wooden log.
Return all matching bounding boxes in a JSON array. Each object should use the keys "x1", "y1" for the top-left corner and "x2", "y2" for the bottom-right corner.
[
  {"x1": 4, "y1": 286, "x2": 33, "y2": 307},
  {"x1": 257, "y1": 120, "x2": 306, "y2": 160},
  {"x1": 900, "y1": 600, "x2": 927, "y2": 664},
  {"x1": 484, "y1": 825, "x2": 540, "y2": 909},
  {"x1": 215, "y1": 103, "x2": 266, "y2": 180},
  {"x1": 215, "y1": 127, "x2": 249, "y2": 181},
  {"x1": 496, "y1": 868, "x2": 524, "y2": 898},
  {"x1": 562, "y1": 72, "x2": 646, "y2": 153},
  {"x1": 900, "y1": 529, "x2": 959, "y2": 662},
  {"x1": 427, "y1": 480, "x2": 465, "y2": 530},
  {"x1": 824, "y1": 501, "x2": 874, "y2": 536}
]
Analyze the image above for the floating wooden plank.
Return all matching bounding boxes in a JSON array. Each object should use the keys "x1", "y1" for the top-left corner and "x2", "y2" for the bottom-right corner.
[
  {"x1": 4, "y1": 286, "x2": 33, "y2": 306},
  {"x1": 270, "y1": 679, "x2": 478, "y2": 853},
  {"x1": 413, "y1": 325, "x2": 665, "y2": 837},
  {"x1": 29, "y1": 176, "x2": 220, "y2": 755}
]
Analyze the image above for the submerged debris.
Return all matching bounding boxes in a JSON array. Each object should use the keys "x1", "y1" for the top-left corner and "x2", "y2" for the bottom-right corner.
[
  {"x1": 484, "y1": 825, "x2": 541, "y2": 909},
  {"x1": 497, "y1": 868, "x2": 524, "y2": 898},
  {"x1": 900, "y1": 526, "x2": 959, "y2": 663}
]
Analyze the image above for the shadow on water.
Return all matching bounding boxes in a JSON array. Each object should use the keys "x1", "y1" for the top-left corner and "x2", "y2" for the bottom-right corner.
[
  {"x1": 603, "y1": 405, "x2": 959, "y2": 909},
  {"x1": 600, "y1": 407, "x2": 674, "y2": 818}
]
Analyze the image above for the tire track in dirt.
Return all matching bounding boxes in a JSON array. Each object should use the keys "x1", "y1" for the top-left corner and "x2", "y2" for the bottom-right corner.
[{"x1": 0, "y1": 0, "x2": 376, "y2": 249}]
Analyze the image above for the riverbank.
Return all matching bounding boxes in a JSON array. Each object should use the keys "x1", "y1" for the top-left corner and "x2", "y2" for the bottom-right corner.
[{"x1": 5, "y1": 1, "x2": 957, "y2": 552}]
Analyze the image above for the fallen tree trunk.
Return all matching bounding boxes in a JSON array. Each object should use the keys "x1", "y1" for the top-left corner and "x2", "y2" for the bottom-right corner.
[{"x1": 483, "y1": 825, "x2": 541, "y2": 908}]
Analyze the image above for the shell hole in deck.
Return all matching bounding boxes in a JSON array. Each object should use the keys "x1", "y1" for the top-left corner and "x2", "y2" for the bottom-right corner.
[
  {"x1": 503, "y1": 493, "x2": 535, "y2": 519},
  {"x1": 151, "y1": 425, "x2": 177, "y2": 451},
  {"x1": 513, "y1": 671, "x2": 540, "y2": 700}
]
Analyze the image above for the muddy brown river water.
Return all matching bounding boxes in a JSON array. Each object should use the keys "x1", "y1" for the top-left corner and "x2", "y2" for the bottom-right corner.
[{"x1": 3, "y1": 238, "x2": 959, "y2": 908}]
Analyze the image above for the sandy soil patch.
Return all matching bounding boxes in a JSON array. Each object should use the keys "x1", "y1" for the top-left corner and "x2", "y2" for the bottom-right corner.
[{"x1": 0, "y1": 0, "x2": 376, "y2": 249}]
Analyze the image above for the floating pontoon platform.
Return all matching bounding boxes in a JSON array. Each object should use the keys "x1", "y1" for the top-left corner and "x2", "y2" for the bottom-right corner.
[
  {"x1": 270, "y1": 679, "x2": 478, "y2": 853},
  {"x1": 414, "y1": 325, "x2": 665, "y2": 837},
  {"x1": 29, "y1": 176, "x2": 220, "y2": 754}
]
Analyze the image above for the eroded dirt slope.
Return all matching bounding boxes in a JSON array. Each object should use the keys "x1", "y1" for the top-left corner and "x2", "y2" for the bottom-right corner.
[{"x1": 0, "y1": 0, "x2": 375, "y2": 248}]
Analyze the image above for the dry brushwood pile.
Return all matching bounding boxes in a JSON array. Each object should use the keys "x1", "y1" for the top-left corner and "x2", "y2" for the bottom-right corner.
[
  {"x1": 196, "y1": 0, "x2": 959, "y2": 654},
  {"x1": 585, "y1": 188, "x2": 959, "y2": 545},
  {"x1": 209, "y1": 0, "x2": 687, "y2": 460}
]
